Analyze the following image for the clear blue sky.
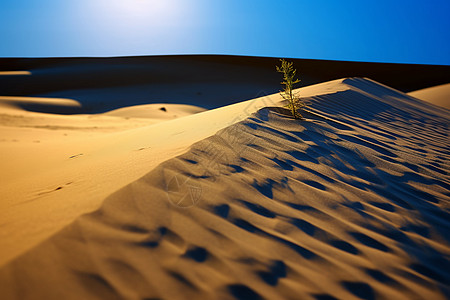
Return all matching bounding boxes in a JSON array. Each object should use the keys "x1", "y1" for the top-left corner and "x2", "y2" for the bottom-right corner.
[{"x1": 1, "y1": 0, "x2": 449, "y2": 65}]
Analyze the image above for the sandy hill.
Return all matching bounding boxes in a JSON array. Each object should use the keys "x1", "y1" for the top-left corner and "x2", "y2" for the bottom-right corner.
[
  {"x1": 1, "y1": 55, "x2": 449, "y2": 114},
  {"x1": 408, "y1": 83, "x2": 450, "y2": 109},
  {"x1": 0, "y1": 78, "x2": 449, "y2": 300},
  {"x1": 0, "y1": 91, "x2": 281, "y2": 266}
]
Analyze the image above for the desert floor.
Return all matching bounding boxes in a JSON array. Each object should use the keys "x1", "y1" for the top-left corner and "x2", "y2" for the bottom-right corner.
[{"x1": 0, "y1": 56, "x2": 449, "y2": 299}]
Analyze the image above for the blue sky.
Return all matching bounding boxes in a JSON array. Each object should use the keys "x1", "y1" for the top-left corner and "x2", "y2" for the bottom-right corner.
[{"x1": 1, "y1": 0, "x2": 449, "y2": 64}]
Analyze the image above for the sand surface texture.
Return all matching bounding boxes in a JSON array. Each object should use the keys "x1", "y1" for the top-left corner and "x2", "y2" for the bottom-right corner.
[
  {"x1": 0, "y1": 89, "x2": 286, "y2": 266},
  {"x1": 408, "y1": 83, "x2": 450, "y2": 109},
  {"x1": 0, "y1": 78, "x2": 449, "y2": 299}
]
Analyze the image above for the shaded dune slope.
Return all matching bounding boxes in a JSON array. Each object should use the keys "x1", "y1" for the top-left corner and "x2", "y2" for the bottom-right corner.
[{"x1": 1, "y1": 78, "x2": 449, "y2": 299}]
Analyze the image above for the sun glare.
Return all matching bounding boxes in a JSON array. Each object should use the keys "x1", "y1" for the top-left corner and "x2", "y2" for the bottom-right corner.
[
  {"x1": 104, "y1": 0, "x2": 182, "y2": 26},
  {"x1": 80, "y1": 0, "x2": 188, "y2": 34},
  {"x1": 109, "y1": 0, "x2": 164, "y2": 16}
]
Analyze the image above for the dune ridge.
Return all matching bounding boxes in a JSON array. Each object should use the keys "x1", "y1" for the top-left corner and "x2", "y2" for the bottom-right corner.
[
  {"x1": 0, "y1": 78, "x2": 449, "y2": 299},
  {"x1": 0, "y1": 77, "x2": 351, "y2": 267},
  {"x1": 0, "y1": 71, "x2": 31, "y2": 76}
]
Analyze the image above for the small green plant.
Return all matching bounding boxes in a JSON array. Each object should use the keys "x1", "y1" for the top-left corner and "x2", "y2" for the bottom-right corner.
[{"x1": 276, "y1": 59, "x2": 305, "y2": 119}]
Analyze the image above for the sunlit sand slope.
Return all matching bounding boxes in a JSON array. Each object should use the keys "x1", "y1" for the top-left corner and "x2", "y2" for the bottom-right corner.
[
  {"x1": 1, "y1": 78, "x2": 449, "y2": 299},
  {"x1": 0, "y1": 90, "x2": 283, "y2": 266},
  {"x1": 408, "y1": 83, "x2": 450, "y2": 109}
]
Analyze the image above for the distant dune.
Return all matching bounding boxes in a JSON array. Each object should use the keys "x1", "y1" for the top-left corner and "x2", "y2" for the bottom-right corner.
[
  {"x1": 0, "y1": 71, "x2": 449, "y2": 299},
  {"x1": 409, "y1": 83, "x2": 450, "y2": 109},
  {"x1": 1, "y1": 55, "x2": 449, "y2": 114}
]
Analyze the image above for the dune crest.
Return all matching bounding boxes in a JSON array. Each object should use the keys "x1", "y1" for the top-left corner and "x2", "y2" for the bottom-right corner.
[
  {"x1": 0, "y1": 96, "x2": 81, "y2": 109},
  {"x1": 1, "y1": 78, "x2": 449, "y2": 299},
  {"x1": 0, "y1": 71, "x2": 31, "y2": 76}
]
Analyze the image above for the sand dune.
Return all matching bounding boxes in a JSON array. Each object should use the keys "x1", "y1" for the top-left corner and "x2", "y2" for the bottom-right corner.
[
  {"x1": 104, "y1": 103, "x2": 206, "y2": 119},
  {"x1": 408, "y1": 83, "x2": 450, "y2": 109},
  {"x1": 1, "y1": 78, "x2": 449, "y2": 299},
  {"x1": 0, "y1": 71, "x2": 31, "y2": 76},
  {"x1": 0, "y1": 95, "x2": 81, "y2": 111},
  {"x1": 1, "y1": 55, "x2": 449, "y2": 114},
  {"x1": 0, "y1": 88, "x2": 282, "y2": 266}
]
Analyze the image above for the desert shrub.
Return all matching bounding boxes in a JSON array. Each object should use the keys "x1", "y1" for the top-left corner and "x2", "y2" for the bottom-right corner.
[{"x1": 276, "y1": 59, "x2": 306, "y2": 119}]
